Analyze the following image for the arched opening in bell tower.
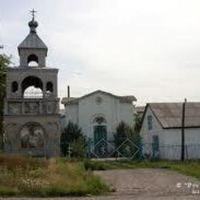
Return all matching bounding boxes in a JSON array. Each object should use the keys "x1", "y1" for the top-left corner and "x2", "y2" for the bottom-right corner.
[
  {"x1": 21, "y1": 76, "x2": 43, "y2": 98},
  {"x1": 27, "y1": 54, "x2": 39, "y2": 67},
  {"x1": 11, "y1": 81, "x2": 18, "y2": 93},
  {"x1": 46, "y1": 82, "x2": 53, "y2": 96}
]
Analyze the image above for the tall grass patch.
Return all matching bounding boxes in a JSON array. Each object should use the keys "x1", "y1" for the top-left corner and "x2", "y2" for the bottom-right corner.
[{"x1": 0, "y1": 155, "x2": 110, "y2": 197}]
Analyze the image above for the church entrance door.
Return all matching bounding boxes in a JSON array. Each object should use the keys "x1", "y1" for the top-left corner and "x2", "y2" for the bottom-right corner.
[{"x1": 94, "y1": 125, "x2": 107, "y2": 157}]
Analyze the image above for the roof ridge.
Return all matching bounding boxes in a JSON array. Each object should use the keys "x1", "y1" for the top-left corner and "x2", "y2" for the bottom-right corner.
[
  {"x1": 18, "y1": 32, "x2": 47, "y2": 49},
  {"x1": 61, "y1": 90, "x2": 137, "y2": 105},
  {"x1": 148, "y1": 102, "x2": 200, "y2": 129}
]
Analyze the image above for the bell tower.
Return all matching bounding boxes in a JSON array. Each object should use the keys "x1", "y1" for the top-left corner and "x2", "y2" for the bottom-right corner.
[
  {"x1": 18, "y1": 10, "x2": 47, "y2": 68},
  {"x1": 4, "y1": 11, "x2": 60, "y2": 157}
]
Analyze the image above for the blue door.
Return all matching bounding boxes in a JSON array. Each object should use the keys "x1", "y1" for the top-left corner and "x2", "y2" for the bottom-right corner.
[
  {"x1": 152, "y1": 135, "x2": 159, "y2": 159},
  {"x1": 94, "y1": 125, "x2": 107, "y2": 157}
]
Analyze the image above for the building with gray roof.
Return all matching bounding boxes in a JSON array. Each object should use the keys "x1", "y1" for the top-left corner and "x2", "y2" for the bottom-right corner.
[{"x1": 140, "y1": 102, "x2": 200, "y2": 160}]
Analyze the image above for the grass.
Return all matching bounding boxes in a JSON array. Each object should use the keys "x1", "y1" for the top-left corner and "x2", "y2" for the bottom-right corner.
[
  {"x1": 83, "y1": 159, "x2": 200, "y2": 180},
  {"x1": 0, "y1": 154, "x2": 110, "y2": 197},
  {"x1": 1, "y1": 155, "x2": 200, "y2": 197}
]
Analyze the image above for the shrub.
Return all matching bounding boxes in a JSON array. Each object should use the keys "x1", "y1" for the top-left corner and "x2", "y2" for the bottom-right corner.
[
  {"x1": 70, "y1": 137, "x2": 87, "y2": 158},
  {"x1": 0, "y1": 54, "x2": 10, "y2": 151},
  {"x1": 134, "y1": 113, "x2": 142, "y2": 133},
  {"x1": 83, "y1": 159, "x2": 108, "y2": 171},
  {"x1": 114, "y1": 121, "x2": 142, "y2": 159},
  {"x1": 114, "y1": 121, "x2": 131, "y2": 147},
  {"x1": 60, "y1": 122, "x2": 86, "y2": 158}
]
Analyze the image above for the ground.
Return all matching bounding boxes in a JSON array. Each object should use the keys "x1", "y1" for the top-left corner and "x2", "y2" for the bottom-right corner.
[
  {"x1": 94, "y1": 169, "x2": 200, "y2": 199},
  {"x1": 1, "y1": 168, "x2": 200, "y2": 200}
]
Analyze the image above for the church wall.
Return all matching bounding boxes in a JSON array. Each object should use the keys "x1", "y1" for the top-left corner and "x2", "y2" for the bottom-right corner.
[
  {"x1": 62, "y1": 92, "x2": 135, "y2": 142},
  {"x1": 78, "y1": 93, "x2": 119, "y2": 140},
  {"x1": 4, "y1": 115, "x2": 60, "y2": 157},
  {"x1": 64, "y1": 104, "x2": 78, "y2": 125}
]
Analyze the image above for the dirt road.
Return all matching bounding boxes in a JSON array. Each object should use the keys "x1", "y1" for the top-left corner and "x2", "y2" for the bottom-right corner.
[
  {"x1": 1, "y1": 168, "x2": 200, "y2": 200},
  {"x1": 94, "y1": 168, "x2": 200, "y2": 199}
]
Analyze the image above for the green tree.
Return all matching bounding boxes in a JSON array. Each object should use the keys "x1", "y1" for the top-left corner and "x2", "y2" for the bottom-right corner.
[
  {"x1": 70, "y1": 137, "x2": 86, "y2": 158},
  {"x1": 134, "y1": 113, "x2": 142, "y2": 134},
  {"x1": 114, "y1": 121, "x2": 141, "y2": 159},
  {"x1": 60, "y1": 121, "x2": 86, "y2": 158},
  {"x1": 0, "y1": 54, "x2": 10, "y2": 151},
  {"x1": 114, "y1": 121, "x2": 131, "y2": 147}
]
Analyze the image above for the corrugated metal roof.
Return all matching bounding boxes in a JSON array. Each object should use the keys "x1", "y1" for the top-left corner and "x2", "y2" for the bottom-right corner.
[
  {"x1": 18, "y1": 33, "x2": 47, "y2": 50},
  {"x1": 149, "y1": 102, "x2": 200, "y2": 128}
]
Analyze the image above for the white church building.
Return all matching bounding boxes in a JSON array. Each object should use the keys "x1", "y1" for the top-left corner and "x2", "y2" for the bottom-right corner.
[{"x1": 61, "y1": 89, "x2": 136, "y2": 145}]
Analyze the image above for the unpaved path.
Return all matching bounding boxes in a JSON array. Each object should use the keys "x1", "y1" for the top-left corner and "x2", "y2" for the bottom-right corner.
[
  {"x1": 1, "y1": 168, "x2": 200, "y2": 200},
  {"x1": 94, "y1": 168, "x2": 200, "y2": 199}
]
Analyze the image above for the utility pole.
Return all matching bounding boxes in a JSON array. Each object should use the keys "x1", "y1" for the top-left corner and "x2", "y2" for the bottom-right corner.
[
  {"x1": 67, "y1": 85, "x2": 70, "y2": 98},
  {"x1": 181, "y1": 98, "x2": 187, "y2": 161}
]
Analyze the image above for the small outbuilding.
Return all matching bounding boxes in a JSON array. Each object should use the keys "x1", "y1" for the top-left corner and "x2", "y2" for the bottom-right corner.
[{"x1": 140, "y1": 102, "x2": 200, "y2": 160}]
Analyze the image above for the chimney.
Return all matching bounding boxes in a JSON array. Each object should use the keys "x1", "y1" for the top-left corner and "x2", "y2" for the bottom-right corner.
[{"x1": 67, "y1": 85, "x2": 70, "y2": 98}]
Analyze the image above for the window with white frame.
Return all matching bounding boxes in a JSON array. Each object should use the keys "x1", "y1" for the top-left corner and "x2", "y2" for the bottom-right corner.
[{"x1": 147, "y1": 115, "x2": 153, "y2": 130}]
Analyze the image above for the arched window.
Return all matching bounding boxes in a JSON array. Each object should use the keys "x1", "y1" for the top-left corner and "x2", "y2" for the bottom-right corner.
[
  {"x1": 93, "y1": 116, "x2": 106, "y2": 125},
  {"x1": 21, "y1": 76, "x2": 43, "y2": 98},
  {"x1": 11, "y1": 81, "x2": 18, "y2": 93},
  {"x1": 27, "y1": 54, "x2": 38, "y2": 67}
]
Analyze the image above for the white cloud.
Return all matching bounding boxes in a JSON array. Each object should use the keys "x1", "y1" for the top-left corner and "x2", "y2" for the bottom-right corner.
[{"x1": 1, "y1": 0, "x2": 200, "y2": 107}]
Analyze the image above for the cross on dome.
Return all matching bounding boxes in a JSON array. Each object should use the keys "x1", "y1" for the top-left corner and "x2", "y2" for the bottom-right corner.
[
  {"x1": 30, "y1": 9, "x2": 37, "y2": 20},
  {"x1": 28, "y1": 9, "x2": 38, "y2": 33}
]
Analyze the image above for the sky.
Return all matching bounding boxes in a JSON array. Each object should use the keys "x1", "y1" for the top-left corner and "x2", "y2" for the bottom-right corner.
[{"x1": 1, "y1": 0, "x2": 200, "y2": 107}]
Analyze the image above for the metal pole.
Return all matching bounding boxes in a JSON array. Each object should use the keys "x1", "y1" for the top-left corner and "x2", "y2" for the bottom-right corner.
[
  {"x1": 67, "y1": 86, "x2": 70, "y2": 98},
  {"x1": 181, "y1": 98, "x2": 187, "y2": 161}
]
